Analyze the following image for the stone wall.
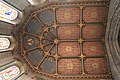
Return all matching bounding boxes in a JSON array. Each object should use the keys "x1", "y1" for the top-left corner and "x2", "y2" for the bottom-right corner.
[
  {"x1": 0, "y1": 21, "x2": 13, "y2": 35},
  {"x1": 4, "y1": 0, "x2": 29, "y2": 11},
  {"x1": 106, "y1": 0, "x2": 120, "y2": 80},
  {"x1": 0, "y1": 51, "x2": 14, "y2": 67}
]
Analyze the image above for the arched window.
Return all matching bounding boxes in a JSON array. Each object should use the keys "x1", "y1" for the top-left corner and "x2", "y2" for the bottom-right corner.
[
  {"x1": 0, "y1": 66, "x2": 20, "y2": 80},
  {"x1": 0, "y1": 1, "x2": 23, "y2": 24},
  {"x1": 0, "y1": 38, "x2": 10, "y2": 50},
  {"x1": 27, "y1": 0, "x2": 46, "y2": 5},
  {"x1": 0, "y1": 1, "x2": 24, "y2": 24},
  {"x1": 0, "y1": 2, "x2": 18, "y2": 20}
]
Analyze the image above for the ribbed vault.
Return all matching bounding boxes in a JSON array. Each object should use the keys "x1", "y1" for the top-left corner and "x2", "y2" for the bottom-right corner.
[{"x1": 19, "y1": 1, "x2": 112, "y2": 80}]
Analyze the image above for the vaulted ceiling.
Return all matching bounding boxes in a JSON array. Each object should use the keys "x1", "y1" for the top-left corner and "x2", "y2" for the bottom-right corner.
[
  {"x1": 1, "y1": 0, "x2": 120, "y2": 80},
  {"x1": 18, "y1": 0, "x2": 112, "y2": 80}
]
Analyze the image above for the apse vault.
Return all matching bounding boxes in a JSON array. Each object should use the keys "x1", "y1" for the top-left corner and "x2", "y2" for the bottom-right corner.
[{"x1": 18, "y1": 1, "x2": 112, "y2": 80}]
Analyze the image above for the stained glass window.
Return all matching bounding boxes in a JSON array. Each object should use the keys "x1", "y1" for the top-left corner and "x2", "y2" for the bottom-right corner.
[
  {"x1": 0, "y1": 66, "x2": 20, "y2": 80},
  {"x1": 0, "y1": 2, "x2": 18, "y2": 20},
  {"x1": 0, "y1": 38, "x2": 10, "y2": 49}
]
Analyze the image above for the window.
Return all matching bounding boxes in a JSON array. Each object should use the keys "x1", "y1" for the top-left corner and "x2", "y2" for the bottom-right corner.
[
  {"x1": 27, "y1": 0, "x2": 46, "y2": 5},
  {"x1": 0, "y1": 38, "x2": 10, "y2": 49},
  {"x1": 0, "y1": 66, "x2": 20, "y2": 80},
  {"x1": 0, "y1": 2, "x2": 18, "y2": 20}
]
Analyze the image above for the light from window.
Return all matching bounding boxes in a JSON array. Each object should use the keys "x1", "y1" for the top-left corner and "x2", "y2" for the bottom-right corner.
[
  {"x1": 0, "y1": 38, "x2": 10, "y2": 49},
  {"x1": 0, "y1": 2, "x2": 18, "y2": 20},
  {"x1": 0, "y1": 66, "x2": 20, "y2": 80},
  {"x1": 27, "y1": 0, "x2": 46, "y2": 5}
]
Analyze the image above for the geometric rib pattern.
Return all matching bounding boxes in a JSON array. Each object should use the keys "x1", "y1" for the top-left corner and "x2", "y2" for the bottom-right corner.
[{"x1": 19, "y1": 2, "x2": 112, "y2": 79}]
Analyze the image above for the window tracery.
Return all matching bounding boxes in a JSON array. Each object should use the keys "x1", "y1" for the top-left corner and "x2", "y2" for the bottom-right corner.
[{"x1": 0, "y1": 66, "x2": 20, "y2": 80}]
